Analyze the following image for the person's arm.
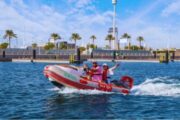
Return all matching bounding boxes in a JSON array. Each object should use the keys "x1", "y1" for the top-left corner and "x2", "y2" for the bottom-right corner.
[
  {"x1": 109, "y1": 63, "x2": 120, "y2": 75},
  {"x1": 110, "y1": 63, "x2": 120, "y2": 71}
]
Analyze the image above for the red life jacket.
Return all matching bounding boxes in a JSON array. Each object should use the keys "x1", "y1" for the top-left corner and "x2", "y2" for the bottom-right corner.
[{"x1": 102, "y1": 69, "x2": 108, "y2": 81}]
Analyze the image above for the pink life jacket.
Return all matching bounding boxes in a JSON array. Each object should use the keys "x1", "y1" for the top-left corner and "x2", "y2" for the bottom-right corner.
[{"x1": 91, "y1": 66, "x2": 102, "y2": 81}]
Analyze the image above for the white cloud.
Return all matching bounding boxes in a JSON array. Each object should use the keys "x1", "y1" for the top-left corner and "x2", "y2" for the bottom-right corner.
[
  {"x1": 119, "y1": 0, "x2": 164, "y2": 31},
  {"x1": 162, "y1": 0, "x2": 180, "y2": 16},
  {"x1": 0, "y1": 0, "x2": 67, "y2": 47},
  {"x1": 118, "y1": 20, "x2": 180, "y2": 49},
  {"x1": 0, "y1": 0, "x2": 180, "y2": 49},
  {"x1": 67, "y1": 0, "x2": 93, "y2": 8},
  {"x1": 76, "y1": 0, "x2": 93, "y2": 8},
  {"x1": 116, "y1": 0, "x2": 180, "y2": 49},
  {"x1": 0, "y1": 0, "x2": 113, "y2": 48}
]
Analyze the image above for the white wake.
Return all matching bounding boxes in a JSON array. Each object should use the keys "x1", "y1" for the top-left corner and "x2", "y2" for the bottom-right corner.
[
  {"x1": 131, "y1": 77, "x2": 180, "y2": 97},
  {"x1": 49, "y1": 87, "x2": 112, "y2": 95},
  {"x1": 48, "y1": 77, "x2": 180, "y2": 97}
]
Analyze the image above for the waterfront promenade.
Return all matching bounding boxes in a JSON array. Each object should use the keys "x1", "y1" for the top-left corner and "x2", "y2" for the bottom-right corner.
[
  {"x1": 0, "y1": 48, "x2": 179, "y2": 63},
  {"x1": 0, "y1": 48, "x2": 154, "y2": 60}
]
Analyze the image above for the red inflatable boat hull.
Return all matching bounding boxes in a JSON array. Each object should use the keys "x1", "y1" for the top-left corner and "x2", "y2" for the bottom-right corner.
[{"x1": 44, "y1": 65, "x2": 134, "y2": 95}]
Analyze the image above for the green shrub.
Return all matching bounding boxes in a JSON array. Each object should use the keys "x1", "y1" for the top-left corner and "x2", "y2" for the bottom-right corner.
[
  {"x1": 44, "y1": 42, "x2": 55, "y2": 50},
  {"x1": 0, "y1": 43, "x2": 9, "y2": 49}
]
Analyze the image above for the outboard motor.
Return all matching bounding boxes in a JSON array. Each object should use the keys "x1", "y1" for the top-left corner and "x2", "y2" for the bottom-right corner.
[
  {"x1": 111, "y1": 76, "x2": 134, "y2": 89},
  {"x1": 120, "y1": 76, "x2": 134, "y2": 89}
]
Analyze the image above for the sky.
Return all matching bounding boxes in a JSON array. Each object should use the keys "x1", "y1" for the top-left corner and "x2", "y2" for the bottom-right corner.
[{"x1": 0, "y1": 0, "x2": 180, "y2": 49}]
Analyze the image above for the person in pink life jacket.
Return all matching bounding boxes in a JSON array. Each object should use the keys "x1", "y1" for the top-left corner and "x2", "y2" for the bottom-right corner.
[{"x1": 90, "y1": 62, "x2": 102, "y2": 81}]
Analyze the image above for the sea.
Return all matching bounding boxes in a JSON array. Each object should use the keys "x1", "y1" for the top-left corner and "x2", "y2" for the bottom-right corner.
[{"x1": 0, "y1": 61, "x2": 179, "y2": 119}]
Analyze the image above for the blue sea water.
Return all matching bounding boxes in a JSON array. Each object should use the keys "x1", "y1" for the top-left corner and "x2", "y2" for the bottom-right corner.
[{"x1": 0, "y1": 62, "x2": 180, "y2": 119}]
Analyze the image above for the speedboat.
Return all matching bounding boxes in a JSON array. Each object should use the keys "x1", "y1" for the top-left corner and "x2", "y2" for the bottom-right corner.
[{"x1": 44, "y1": 65, "x2": 134, "y2": 95}]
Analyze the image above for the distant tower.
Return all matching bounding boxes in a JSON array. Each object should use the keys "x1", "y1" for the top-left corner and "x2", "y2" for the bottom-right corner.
[{"x1": 112, "y1": 0, "x2": 118, "y2": 50}]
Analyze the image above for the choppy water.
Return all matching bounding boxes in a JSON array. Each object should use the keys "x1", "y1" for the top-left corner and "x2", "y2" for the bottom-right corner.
[{"x1": 0, "y1": 62, "x2": 180, "y2": 119}]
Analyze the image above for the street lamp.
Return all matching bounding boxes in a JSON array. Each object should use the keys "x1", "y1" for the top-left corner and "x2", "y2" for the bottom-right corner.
[{"x1": 112, "y1": 0, "x2": 117, "y2": 50}]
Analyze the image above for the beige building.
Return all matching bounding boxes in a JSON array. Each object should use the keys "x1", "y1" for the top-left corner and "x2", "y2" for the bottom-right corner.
[{"x1": 175, "y1": 49, "x2": 180, "y2": 57}]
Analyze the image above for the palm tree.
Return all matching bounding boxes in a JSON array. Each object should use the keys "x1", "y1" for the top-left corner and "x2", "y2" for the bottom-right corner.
[
  {"x1": 122, "y1": 33, "x2": 131, "y2": 50},
  {"x1": 3, "y1": 30, "x2": 17, "y2": 48},
  {"x1": 50, "y1": 33, "x2": 61, "y2": 43},
  {"x1": 90, "y1": 35, "x2": 96, "y2": 45},
  {"x1": 105, "y1": 34, "x2": 115, "y2": 49},
  {"x1": 127, "y1": 35, "x2": 131, "y2": 50},
  {"x1": 122, "y1": 33, "x2": 129, "y2": 39},
  {"x1": 137, "y1": 36, "x2": 144, "y2": 49},
  {"x1": 50, "y1": 33, "x2": 61, "y2": 49},
  {"x1": 70, "y1": 33, "x2": 81, "y2": 47}
]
